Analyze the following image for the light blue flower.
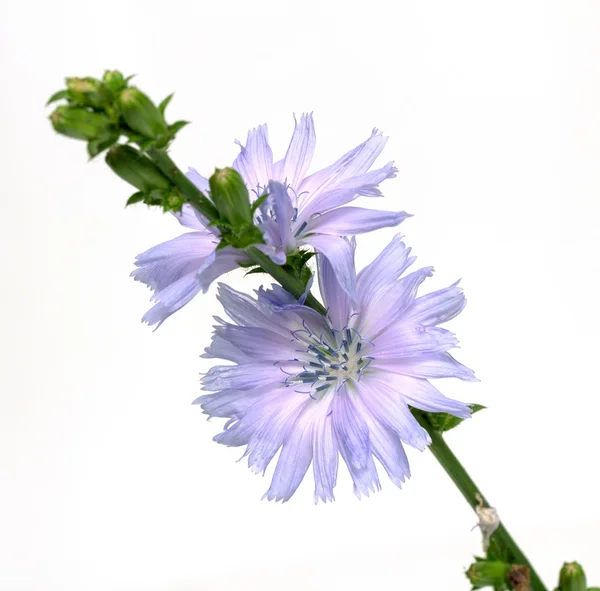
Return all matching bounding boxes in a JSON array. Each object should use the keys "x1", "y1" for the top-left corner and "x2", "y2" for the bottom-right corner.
[
  {"x1": 132, "y1": 114, "x2": 407, "y2": 327},
  {"x1": 196, "y1": 235, "x2": 477, "y2": 502}
]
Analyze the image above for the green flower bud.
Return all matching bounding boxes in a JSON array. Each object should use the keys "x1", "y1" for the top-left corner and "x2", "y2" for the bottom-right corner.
[
  {"x1": 557, "y1": 562, "x2": 587, "y2": 591},
  {"x1": 209, "y1": 168, "x2": 253, "y2": 228},
  {"x1": 66, "y1": 77, "x2": 113, "y2": 109},
  {"x1": 117, "y1": 87, "x2": 167, "y2": 139},
  {"x1": 466, "y1": 560, "x2": 509, "y2": 589},
  {"x1": 50, "y1": 106, "x2": 114, "y2": 141},
  {"x1": 106, "y1": 145, "x2": 172, "y2": 193},
  {"x1": 103, "y1": 70, "x2": 126, "y2": 94}
]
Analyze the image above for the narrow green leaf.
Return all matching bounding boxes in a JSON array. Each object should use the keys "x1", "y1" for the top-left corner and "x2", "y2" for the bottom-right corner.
[
  {"x1": 426, "y1": 403, "x2": 486, "y2": 433},
  {"x1": 250, "y1": 193, "x2": 269, "y2": 216},
  {"x1": 245, "y1": 267, "x2": 268, "y2": 276},
  {"x1": 87, "y1": 130, "x2": 120, "y2": 158},
  {"x1": 126, "y1": 191, "x2": 145, "y2": 206},
  {"x1": 168, "y1": 120, "x2": 190, "y2": 135},
  {"x1": 137, "y1": 138, "x2": 154, "y2": 151},
  {"x1": 158, "y1": 93, "x2": 174, "y2": 115},
  {"x1": 46, "y1": 89, "x2": 70, "y2": 105}
]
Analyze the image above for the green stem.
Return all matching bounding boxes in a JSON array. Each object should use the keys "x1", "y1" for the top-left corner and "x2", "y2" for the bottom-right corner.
[
  {"x1": 245, "y1": 247, "x2": 327, "y2": 315},
  {"x1": 414, "y1": 412, "x2": 548, "y2": 591},
  {"x1": 146, "y1": 148, "x2": 220, "y2": 221},
  {"x1": 146, "y1": 149, "x2": 327, "y2": 316}
]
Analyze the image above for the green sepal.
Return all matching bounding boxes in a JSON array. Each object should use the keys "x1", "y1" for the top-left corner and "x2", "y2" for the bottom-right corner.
[
  {"x1": 126, "y1": 191, "x2": 145, "y2": 206},
  {"x1": 168, "y1": 120, "x2": 190, "y2": 135},
  {"x1": 162, "y1": 192, "x2": 185, "y2": 212},
  {"x1": 122, "y1": 130, "x2": 146, "y2": 144},
  {"x1": 87, "y1": 130, "x2": 121, "y2": 158},
  {"x1": 229, "y1": 225, "x2": 265, "y2": 249},
  {"x1": 244, "y1": 266, "x2": 268, "y2": 276},
  {"x1": 137, "y1": 137, "x2": 155, "y2": 151},
  {"x1": 426, "y1": 403, "x2": 486, "y2": 433},
  {"x1": 46, "y1": 89, "x2": 70, "y2": 105},
  {"x1": 250, "y1": 193, "x2": 269, "y2": 216},
  {"x1": 158, "y1": 93, "x2": 174, "y2": 115},
  {"x1": 557, "y1": 562, "x2": 587, "y2": 591}
]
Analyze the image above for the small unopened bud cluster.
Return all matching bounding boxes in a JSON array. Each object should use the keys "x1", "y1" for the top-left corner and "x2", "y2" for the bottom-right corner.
[
  {"x1": 47, "y1": 69, "x2": 263, "y2": 248},
  {"x1": 47, "y1": 70, "x2": 190, "y2": 212}
]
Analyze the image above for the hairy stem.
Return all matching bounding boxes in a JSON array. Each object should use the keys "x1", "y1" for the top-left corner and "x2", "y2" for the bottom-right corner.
[
  {"x1": 146, "y1": 148, "x2": 220, "y2": 221},
  {"x1": 146, "y1": 148, "x2": 327, "y2": 315},
  {"x1": 414, "y1": 412, "x2": 548, "y2": 591},
  {"x1": 245, "y1": 247, "x2": 327, "y2": 315}
]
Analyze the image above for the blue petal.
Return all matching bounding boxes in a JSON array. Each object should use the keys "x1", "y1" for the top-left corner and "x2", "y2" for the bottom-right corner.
[
  {"x1": 356, "y1": 235, "x2": 415, "y2": 306},
  {"x1": 332, "y1": 386, "x2": 381, "y2": 499},
  {"x1": 299, "y1": 129, "x2": 390, "y2": 202},
  {"x1": 201, "y1": 362, "x2": 287, "y2": 392},
  {"x1": 171, "y1": 204, "x2": 207, "y2": 230},
  {"x1": 317, "y1": 252, "x2": 351, "y2": 332},
  {"x1": 264, "y1": 401, "x2": 320, "y2": 502},
  {"x1": 132, "y1": 231, "x2": 219, "y2": 327},
  {"x1": 280, "y1": 113, "x2": 316, "y2": 192},
  {"x1": 374, "y1": 373, "x2": 471, "y2": 418},
  {"x1": 357, "y1": 266, "x2": 434, "y2": 339},
  {"x1": 268, "y1": 180, "x2": 296, "y2": 252},
  {"x1": 372, "y1": 353, "x2": 478, "y2": 382},
  {"x1": 373, "y1": 325, "x2": 459, "y2": 359},
  {"x1": 232, "y1": 124, "x2": 273, "y2": 193},
  {"x1": 141, "y1": 274, "x2": 204, "y2": 329},
  {"x1": 404, "y1": 282, "x2": 467, "y2": 326},
  {"x1": 356, "y1": 379, "x2": 430, "y2": 451},
  {"x1": 357, "y1": 396, "x2": 410, "y2": 488},
  {"x1": 186, "y1": 167, "x2": 210, "y2": 194},
  {"x1": 304, "y1": 207, "x2": 411, "y2": 236},
  {"x1": 196, "y1": 246, "x2": 250, "y2": 292},
  {"x1": 213, "y1": 324, "x2": 299, "y2": 361},
  {"x1": 312, "y1": 398, "x2": 338, "y2": 503},
  {"x1": 300, "y1": 234, "x2": 356, "y2": 300},
  {"x1": 296, "y1": 162, "x2": 397, "y2": 225}
]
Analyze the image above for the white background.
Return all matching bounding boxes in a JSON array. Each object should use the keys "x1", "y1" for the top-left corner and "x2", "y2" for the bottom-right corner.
[{"x1": 1, "y1": 1, "x2": 599, "y2": 589}]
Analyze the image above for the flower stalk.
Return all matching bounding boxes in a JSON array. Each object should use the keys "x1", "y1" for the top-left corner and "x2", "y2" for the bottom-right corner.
[{"x1": 413, "y1": 411, "x2": 548, "y2": 591}]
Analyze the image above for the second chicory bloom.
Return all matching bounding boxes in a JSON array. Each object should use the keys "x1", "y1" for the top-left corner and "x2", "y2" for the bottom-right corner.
[
  {"x1": 132, "y1": 114, "x2": 407, "y2": 327},
  {"x1": 196, "y1": 235, "x2": 477, "y2": 502}
]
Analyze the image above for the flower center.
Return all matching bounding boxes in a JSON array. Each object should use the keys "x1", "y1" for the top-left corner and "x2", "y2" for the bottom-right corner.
[{"x1": 285, "y1": 325, "x2": 374, "y2": 399}]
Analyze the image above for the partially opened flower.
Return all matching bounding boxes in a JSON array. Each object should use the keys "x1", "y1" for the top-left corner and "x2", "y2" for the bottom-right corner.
[
  {"x1": 196, "y1": 235, "x2": 477, "y2": 502},
  {"x1": 132, "y1": 114, "x2": 407, "y2": 327}
]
